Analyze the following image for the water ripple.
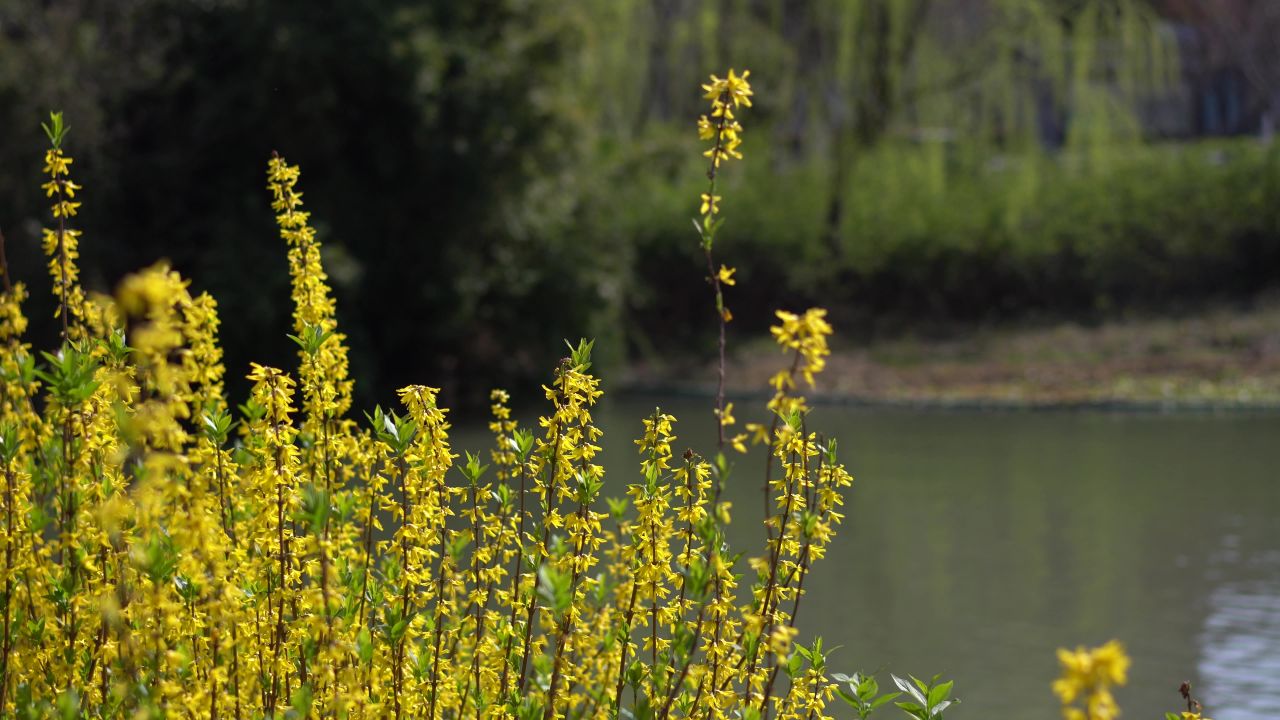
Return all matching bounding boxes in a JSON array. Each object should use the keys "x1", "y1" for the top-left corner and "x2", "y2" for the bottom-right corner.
[{"x1": 1199, "y1": 580, "x2": 1280, "y2": 718}]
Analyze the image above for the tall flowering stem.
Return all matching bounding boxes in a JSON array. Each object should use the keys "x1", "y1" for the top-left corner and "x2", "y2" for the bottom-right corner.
[
  {"x1": 696, "y1": 69, "x2": 752, "y2": 458},
  {"x1": 40, "y1": 112, "x2": 85, "y2": 342}
]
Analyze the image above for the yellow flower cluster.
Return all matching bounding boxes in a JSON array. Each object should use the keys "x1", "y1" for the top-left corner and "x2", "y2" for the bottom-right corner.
[
  {"x1": 40, "y1": 135, "x2": 88, "y2": 341},
  {"x1": 0, "y1": 97, "x2": 859, "y2": 719},
  {"x1": 1053, "y1": 640, "x2": 1131, "y2": 720},
  {"x1": 268, "y1": 154, "x2": 355, "y2": 423},
  {"x1": 698, "y1": 69, "x2": 752, "y2": 170},
  {"x1": 770, "y1": 308, "x2": 833, "y2": 390},
  {"x1": 8, "y1": 81, "x2": 1200, "y2": 720}
]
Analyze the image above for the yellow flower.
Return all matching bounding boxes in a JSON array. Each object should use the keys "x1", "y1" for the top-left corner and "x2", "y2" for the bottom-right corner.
[
  {"x1": 697, "y1": 115, "x2": 716, "y2": 141},
  {"x1": 716, "y1": 401, "x2": 736, "y2": 428},
  {"x1": 770, "y1": 308, "x2": 832, "y2": 387},
  {"x1": 702, "y1": 68, "x2": 753, "y2": 109},
  {"x1": 767, "y1": 624, "x2": 798, "y2": 659},
  {"x1": 699, "y1": 69, "x2": 752, "y2": 166},
  {"x1": 701, "y1": 193, "x2": 722, "y2": 215},
  {"x1": 725, "y1": 68, "x2": 753, "y2": 107},
  {"x1": 1053, "y1": 640, "x2": 1130, "y2": 720},
  {"x1": 1091, "y1": 640, "x2": 1129, "y2": 685},
  {"x1": 717, "y1": 264, "x2": 736, "y2": 286},
  {"x1": 42, "y1": 148, "x2": 73, "y2": 175}
]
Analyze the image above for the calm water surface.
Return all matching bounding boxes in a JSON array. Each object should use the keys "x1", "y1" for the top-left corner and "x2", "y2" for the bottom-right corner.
[{"x1": 458, "y1": 397, "x2": 1280, "y2": 718}]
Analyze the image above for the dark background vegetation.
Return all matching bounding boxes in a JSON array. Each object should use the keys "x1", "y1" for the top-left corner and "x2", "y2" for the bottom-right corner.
[{"x1": 2, "y1": 0, "x2": 1279, "y2": 411}]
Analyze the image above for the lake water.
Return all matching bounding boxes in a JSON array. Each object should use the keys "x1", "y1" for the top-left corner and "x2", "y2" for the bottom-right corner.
[{"x1": 456, "y1": 395, "x2": 1280, "y2": 718}]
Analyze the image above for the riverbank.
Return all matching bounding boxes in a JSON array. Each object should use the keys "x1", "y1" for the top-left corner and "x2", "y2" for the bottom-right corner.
[{"x1": 622, "y1": 303, "x2": 1280, "y2": 411}]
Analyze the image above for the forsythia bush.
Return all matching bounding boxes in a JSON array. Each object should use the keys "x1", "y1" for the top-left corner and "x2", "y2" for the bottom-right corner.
[
  {"x1": 0, "y1": 74, "x2": 860, "y2": 720},
  {"x1": 0, "y1": 73, "x2": 1209, "y2": 720}
]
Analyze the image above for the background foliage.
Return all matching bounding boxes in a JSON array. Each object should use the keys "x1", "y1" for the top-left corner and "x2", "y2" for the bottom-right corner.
[{"x1": 2, "y1": 0, "x2": 1278, "y2": 408}]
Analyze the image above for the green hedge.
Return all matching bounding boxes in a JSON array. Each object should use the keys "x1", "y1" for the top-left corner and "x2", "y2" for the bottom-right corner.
[{"x1": 607, "y1": 137, "x2": 1280, "y2": 350}]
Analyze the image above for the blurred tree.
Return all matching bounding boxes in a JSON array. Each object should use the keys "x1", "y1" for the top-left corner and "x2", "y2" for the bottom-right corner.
[
  {"x1": 1, "y1": 0, "x2": 1273, "y2": 403},
  {"x1": 572, "y1": 0, "x2": 1183, "y2": 351},
  {"x1": 1, "y1": 0, "x2": 604, "y2": 409},
  {"x1": 772, "y1": 0, "x2": 1175, "y2": 255},
  {"x1": 0, "y1": 0, "x2": 174, "y2": 303}
]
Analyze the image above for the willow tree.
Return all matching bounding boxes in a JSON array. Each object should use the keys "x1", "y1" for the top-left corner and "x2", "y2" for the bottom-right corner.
[
  {"x1": 581, "y1": 0, "x2": 1176, "y2": 254},
  {"x1": 778, "y1": 0, "x2": 1178, "y2": 254}
]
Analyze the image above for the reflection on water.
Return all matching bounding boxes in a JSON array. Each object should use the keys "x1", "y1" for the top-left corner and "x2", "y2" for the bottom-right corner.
[
  {"x1": 456, "y1": 397, "x2": 1280, "y2": 717},
  {"x1": 1200, "y1": 575, "x2": 1280, "y2": 718}
]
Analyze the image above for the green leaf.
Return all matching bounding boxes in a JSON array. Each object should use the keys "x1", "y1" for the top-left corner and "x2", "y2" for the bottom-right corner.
[
  {"x1": 43, "y1": 111, "x2": 68, "y2": 148},
  {"x1": 565, "y1": 337, "x2": 594, "y2": 370},
  {"x1": 460, "y1": 450, "x2": 489, "y2": 485},
  {"x1": 291, "y1": 683, "x2": 314, "y2": 716},
  {"x1": 785, "y1": 653, "x2": 802, "y2": 678},
  {"x1": 56, "y1": 688, "x2": 79, "y2": 720},
  {"x1": 870, "y1": 692, "x2": 901, "y2": 709},
  {"x1": 895, "y1": 700, "x2": 925, "y2": 720},
  {"x1": 927, "y1": 680, "x2": 953, "y2": 708},
  {"x1": 834, "y1": 687, "x2": 858, "y2": 707},
  {"x1": 892, "y1": 674, "x2": 927, "y2": 706},
  {"x1": 0, "y1": 423, "x2": 19, "y2": 463}
]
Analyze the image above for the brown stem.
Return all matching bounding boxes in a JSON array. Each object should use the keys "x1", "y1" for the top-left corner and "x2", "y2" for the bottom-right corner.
[
  {"x1": 232, "y1": 622, "x2": 241, "y2": 720},
  {"x1": 657, "y1": 603, "x2": 706, "y2": 720},
  {"x1": 649, "y1": 507, "x2": 659, "y2": 692},
  {"x1": 209, "y1": 628, "x2": 220, "y2": 719},
  {"x1": 427, "y1": 478, "x2": 449, "y2": 720},
  {"x1": 459, "y1": 480, "x2": 493, "y2": 716},
  {"x1": 0, "y1": 463, "x2": 14, "y2": 712},
  {"x1": 700, "y1": 577, "x2": 726, "y2": 720},
  {"x1": 658, "y1": 461, "x2": 712, "y2": 720},
  {"x1": 0, "y1": 227, "x2": 11, "y2": 294},
  {"x1": 518, "y1": 375, "x2": 568, "y2": 694},
  {"x1": 542, "y1": 499, "x2": 591, "y2": 720},
  {"x1": 610, "y1": 577, "x2": 641, "y2": 716},
  {"x1": 396, "y1": 455, "x2": 414, "y2": 720},
  {"x1": 544, "y1": 406, "x2": 595, "y2": 720},
  {"x1": 699, "y1": 91, "x2": 733, "y2": 460},
  {"x1": 56, "y1": 192, "x2": 68, "y2": 340},
  {"x1": 319, "y1": 416, "x2": 334, "y2": 639},
  {"x1": 266, "y1": 375, "x2": 290, "y2": 714},
  {"x1": 759, "y1": 437, "x2": 827, "y2": 719},
  {"x1": 356, "y1": 459, "x2": 378, "y2": 628},
  {"x1": 763, "y1": 350, "x2": 802, "y2": 544},
  {"x1": 499, "y1": 459, "x2": 530, "y2": 700},
  {"x1": 702, "y1": 244, "x2": 727, "y2": 454}
]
